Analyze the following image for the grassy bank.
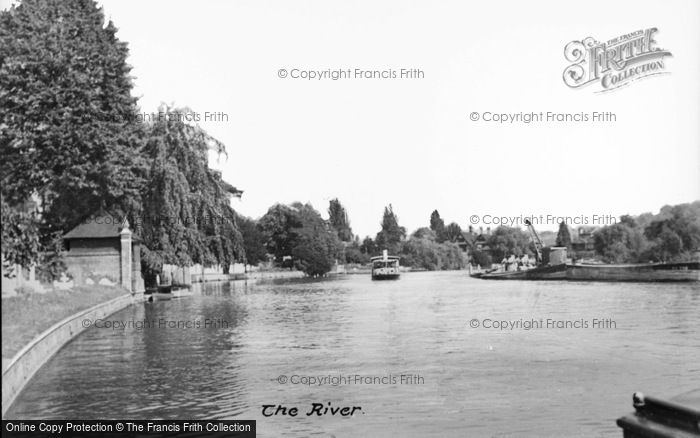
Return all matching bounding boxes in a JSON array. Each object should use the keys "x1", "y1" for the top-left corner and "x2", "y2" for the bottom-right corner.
[{"x1": 1, "y1": 285, "x2": 127, "y2": 361}]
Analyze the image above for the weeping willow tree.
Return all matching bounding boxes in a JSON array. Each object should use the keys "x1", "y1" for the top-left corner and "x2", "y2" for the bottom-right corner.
[{"x1": 137, "y1": 105, "x2": 244, "y2": 278}]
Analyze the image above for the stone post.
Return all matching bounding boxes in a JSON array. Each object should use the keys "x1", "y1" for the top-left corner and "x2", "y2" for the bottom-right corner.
[
  {"x1": 132, "y1": 241, "x2": 145, "y2": 293},
  {"x1": 120, "y1": 221, "x2": 132, "y2": 292}
]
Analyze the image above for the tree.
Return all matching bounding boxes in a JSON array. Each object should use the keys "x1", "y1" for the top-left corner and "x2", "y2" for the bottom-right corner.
[
  {"x1": 444, "y1": 222, "x2": 463, "y2": 242},
  {"x1": 590, "y1": 203, "x2": 700, "y2": 263},
  {"x1": 328, "y1": 198, "x2": 353, "y2": 242},
  {"x1": 345, "y1": 237, "x2": 370, "y2": 264},
  {"x1": 647, "y1": 226, "x2": 682, "y2": 262},
  {"x1": 1, "y1": 0, "x2": 146, "y2": 267},
  {"x1": 1, "y1": 197, "x2": 41, "y2": 275},
  {"x1": 0, "y1": 0, "x2": 146, "y2": 226},
  {"x1": 644, "y1": 204, "x2": 700, "y2": 261},
  {"x1": 412, "y1": 227, "x2": 437, "y2": 241},
  {"x1": 401, "y1": 236, "x2": 466, "y2": 271},
  {"x1": 555, "y1": 222, "x2": 572, "y2": 248},
  {"x1": 430, "y1": 210, "x2": 446, "y2": 242},
  {"x1": 375, "y1": 204, "x2": 406, "y2": 254},
  {"x1": 237, "y1": 216, "x2": 267, "y2": 265},
  {"x1": 486, "y1": 226, "x2": 533, "y2": 262},
  {"x1": 258, "y1": 202, "x2": 342, "y2": 276},
  {"x1": 137, "y1": 104, "x2": 244, "y2": 272},
  {"x1": 593, "y1": 221, "x2": 647, "y2": 263},
  {"x1": 258, "y1": 204, "x2": 303, "y2": 261},
  {"x1": 360, "y1": 236, "x2": 377, "y2": 256}
]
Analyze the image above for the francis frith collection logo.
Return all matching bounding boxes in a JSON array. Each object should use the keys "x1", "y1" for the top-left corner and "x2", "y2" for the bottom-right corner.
[{"x1": 563, "y1": 28, "x2": 672, "y2": 92}]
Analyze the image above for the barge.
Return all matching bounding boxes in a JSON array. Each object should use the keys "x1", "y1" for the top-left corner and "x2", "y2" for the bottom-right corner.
[{"x1": 471, "y1": 220, "x2": 699, "y2": 282}]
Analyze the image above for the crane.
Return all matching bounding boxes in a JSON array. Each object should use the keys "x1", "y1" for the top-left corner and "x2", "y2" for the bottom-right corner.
[{"x1": 524, "y1": 219, "x2": 544, "y2": 264}]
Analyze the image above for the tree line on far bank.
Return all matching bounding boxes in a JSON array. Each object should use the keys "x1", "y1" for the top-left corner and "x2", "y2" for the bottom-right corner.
[
  {"x1": 590, "y1": 202, "x2": 700, "y2": 263},
  {"x1": 242, "y1": 203, "x2": 471, "y2": 275}
]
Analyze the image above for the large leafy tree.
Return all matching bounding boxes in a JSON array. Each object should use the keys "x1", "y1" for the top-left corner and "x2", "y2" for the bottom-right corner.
[
  {"x1": 292, "y1": 204, "x2": 342, "y2": 276},
  {"x1": 591, "y1": 204, "x2": 700, "y2": 263},
  {"x1": 375, "y1": 204, "x2": 406, "y2": 254},
  {"x1": 0, "y1": 0, "x2": 146, "y2": 235},
  {"x1": 486, "y1": 226, "x2": 533, "y2": 262},
  {"x1": 257, "y1": 204, "x2": 303, "y2": 262},
  {"x1": 593, "y1": 216, "x2": 647, "y2": 263},
  {"x1": 0, "y1": 0, "x2": 145, "y2": 276},
  {"x1": 258, "y1": 202, "x2": 342, "y2": 276},
  {"x1": 644, "y1": 204, "x2": 700, "y2": 261}
]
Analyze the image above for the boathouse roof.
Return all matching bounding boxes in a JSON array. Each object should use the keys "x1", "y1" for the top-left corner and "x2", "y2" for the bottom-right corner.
[{"x1": 63, "y1": 209, "x2": 141, "y2": 242}]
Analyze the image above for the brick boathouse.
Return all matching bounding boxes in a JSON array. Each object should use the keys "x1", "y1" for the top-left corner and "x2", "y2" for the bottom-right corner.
[{"x1": 63, "y1": 210, "x2": 145, "y2": 293}]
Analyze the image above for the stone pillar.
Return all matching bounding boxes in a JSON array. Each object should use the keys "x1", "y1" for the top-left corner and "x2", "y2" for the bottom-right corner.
[
  {"x1": 131, "y1": 241, "x2": 145, "y2": 293},
  {"x1": 120, "y1": 222, "x2": 132, "y2": 292}
]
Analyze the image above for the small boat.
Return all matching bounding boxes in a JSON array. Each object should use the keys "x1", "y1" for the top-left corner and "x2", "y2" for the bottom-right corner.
[
  {"x1": 143, "y1": 284, "x2": 194, "y2": 301},
  {"x1": 371, "y1": 250, "x2": 400, "y2": 280},
  {"x1": 145, "y1": 285, "x2": 173, "y2": 302},
  {"x1": 617, "y1": 391, "x2": 700, "y2": 436},
  {"x1": 145, "y1": 284, "x2": 172, "y2": 294}
]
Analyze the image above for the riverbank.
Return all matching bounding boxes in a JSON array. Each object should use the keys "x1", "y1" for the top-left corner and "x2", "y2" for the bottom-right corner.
[
  {"x1": 1, "y1": 285, "x2": 128, "y2": 369},
  {"x1": 192, "y1": 270, "x2": 306, "y2": 283}
]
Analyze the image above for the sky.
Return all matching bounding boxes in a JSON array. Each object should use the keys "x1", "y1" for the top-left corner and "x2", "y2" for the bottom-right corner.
[{"x1": 3, "y1": 0, "x2": 699, "y2": 237}]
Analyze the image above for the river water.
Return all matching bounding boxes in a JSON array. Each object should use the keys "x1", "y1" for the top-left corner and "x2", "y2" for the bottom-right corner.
[{"x1": 6, "y1": 272, "x2": 700, "y2": 437}]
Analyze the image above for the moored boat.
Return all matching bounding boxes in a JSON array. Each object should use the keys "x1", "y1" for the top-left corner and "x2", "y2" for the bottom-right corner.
[
  {"x1": 145, "y1": 284, "x2": 192, "y2": 301},
  {"x1": 617, "y1": 391, "x2": 700, "y2": 436},
  {"x1": 472, "y1": 263, "x2": 567, "y2": 280},
  {"x1": 567, "y1": 261, "x2": 700, "y2": 282},
  {"x1": 470, "y1": 220, "x2": 700, "y2": 282}
]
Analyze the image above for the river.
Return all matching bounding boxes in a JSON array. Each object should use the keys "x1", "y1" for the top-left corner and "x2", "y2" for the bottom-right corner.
[{"x1": 6, "y1": 272, "x2": 700, "y2": 437}]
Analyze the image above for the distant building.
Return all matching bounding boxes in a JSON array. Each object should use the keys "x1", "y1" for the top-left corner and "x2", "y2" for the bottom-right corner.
[
  {"x1": 62, "y1": 210, "x2": 144, "y2": 293},
  {"x1": 457, "y1": 226, "x2": 492, "y2": 255},
  {"x1": 571, "y1": 226, "x2": 597, "y2": 252}
]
